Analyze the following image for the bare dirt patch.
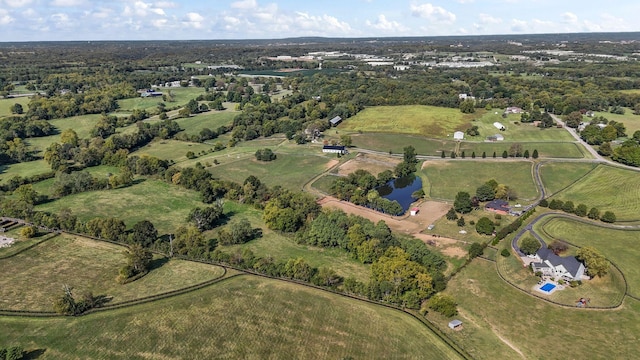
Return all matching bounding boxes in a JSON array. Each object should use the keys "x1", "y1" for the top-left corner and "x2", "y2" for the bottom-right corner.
[
  {"x1": 325, "y1": 159, "x2": 339, "y2": 170},
  {"x1": 337, "y1": 153, "x2": 401, "y2": 177},
  {"x1": 318, "y1": 197, "x2": 449, "y2": 235}
]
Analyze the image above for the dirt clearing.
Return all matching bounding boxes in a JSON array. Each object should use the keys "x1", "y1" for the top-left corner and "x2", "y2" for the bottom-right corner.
[{"x1": 337, "y1": 153, "x2": 401, "y2": 177}]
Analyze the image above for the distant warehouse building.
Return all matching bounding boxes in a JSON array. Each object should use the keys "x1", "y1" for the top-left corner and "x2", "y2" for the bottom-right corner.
[{"x1": 322, "y1": 145, "x2": 347, "y2": 154}]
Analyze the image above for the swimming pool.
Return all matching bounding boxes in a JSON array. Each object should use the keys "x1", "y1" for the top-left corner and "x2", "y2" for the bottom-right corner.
[{"x1": 540, "y1": 283, "x2": 556, "y2": 292}]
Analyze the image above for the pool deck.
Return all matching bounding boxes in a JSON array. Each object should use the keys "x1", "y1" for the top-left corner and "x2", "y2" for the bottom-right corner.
[{"x1": 534, "y1": 281, "x2": 564, "y2": 295}]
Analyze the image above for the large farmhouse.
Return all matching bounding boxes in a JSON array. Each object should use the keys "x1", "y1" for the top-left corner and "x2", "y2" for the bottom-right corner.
[
  {"x1": 485, "y1": 199, "x2": 510, "y2": 215},
  {"x1": 322, "y1": 145, "x2": 347, "y2": 154},
  {"x1": 531, "y1": 247, "x2": 586, "y2": 281}
]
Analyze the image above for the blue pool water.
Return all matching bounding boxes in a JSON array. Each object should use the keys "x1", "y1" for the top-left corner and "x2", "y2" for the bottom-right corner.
[{"x1": 540, "y1": 283, "x2": 556, "y2": 292}]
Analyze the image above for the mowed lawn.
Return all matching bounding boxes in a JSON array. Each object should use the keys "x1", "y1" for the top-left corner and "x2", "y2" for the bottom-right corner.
[
  {"x1": 176, "y1": 111, "x2": 236, "y2": 135},
  {"x1": 0, "y1": 276, "x2": 463, "y2": 359},
  {"x1": 0, "y1": 159, "x2": 51, "y2": 183},
  {"x1": 539, "y1": 162, "x2": 598, "y2": 196},
  {"x1": 443, "y1": 260, "x2": 640, "y2": 359},
  {"x1": 0, "y1": 234, "x2": 224, "y2": 311},
  {"x1": 539, "y1": 217, "x2": 640, "y2": 297},
  {"x1": 210, "y1": 153, "x2": 333, "y2": 191},
  {"x1": 36, "y1": 179, "x2": 203, "y2": 234},
  {"x1": 342, "y1": 105, "x2": 474, "y2": 137},
  {"x1": 555, "y1": 165, "x2": 640, "y2": 222},
  {"x1": 422, "y1": 160, "x2": 538, "y2": 201}
]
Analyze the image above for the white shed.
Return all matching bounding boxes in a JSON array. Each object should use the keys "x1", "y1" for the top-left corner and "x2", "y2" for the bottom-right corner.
[
  {"x1": 493, "y1": 122, "x2": 505, "y2": 131},
  {"x1": 448, "y1": 319, "x2": 463, "y2": 330},
  {"x1": 453, "y1": 131, "x2": 464, "y2": 140}
]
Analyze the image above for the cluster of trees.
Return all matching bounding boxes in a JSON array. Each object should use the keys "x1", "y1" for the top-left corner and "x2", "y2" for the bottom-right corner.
[
  {"x1": 520, "y1": 110, "x2": 555, "y2": 128},
  {"x1": 579, "y1": 116, "x2": 626, "y2": 145},
  {"x1": 540, "y1": 198, "x2": 615, "y2": 223},
  {"x1": 329, "y1": 169, "x2": 404, "y2": 215},
  {"x1": 254, "y1": 148, "x2": 276, "y2": 161},
  {"x1": 53, "y1": 285, "x2": 109, "y2": 316},
  {"x1": 117, "y1": 244, "x2": 153, "y2": 284},
  {"x1": 0, "y1": 346, "x2": 24, "y2": 360},
  {"x1": 576, "y1": 246, "x2": 609, "y2": 278},
  {"x1": 476, "y1": 179, "x2": 517, "y2": 202}
]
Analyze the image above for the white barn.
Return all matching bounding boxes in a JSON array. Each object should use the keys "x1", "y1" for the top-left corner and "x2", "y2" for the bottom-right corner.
[{"x1": 453, "y1": 131, "x2": 464, "y2": 140}]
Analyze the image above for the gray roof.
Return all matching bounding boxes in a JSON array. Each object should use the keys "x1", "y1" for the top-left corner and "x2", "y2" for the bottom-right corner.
[
  {"x1": 448, "y1": 319, "x2": 462, "y2": 327},
  {"x1": 329, "y1": 116, "x2": 342, "y2": 125},
  {"x1": 536, "y1": 247, "x2": 584, "y2": 277}
]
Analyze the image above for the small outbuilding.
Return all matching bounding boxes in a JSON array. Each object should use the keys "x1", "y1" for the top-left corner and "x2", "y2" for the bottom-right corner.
[
  {"x1": 329, "y1": 116, "x2": 343, "y2": 127},
  {"x1": 410, "y1": 207, "x2": 420, "y2": 216},
  {"x1": 493, "y1": 122, "x2": 506, "y2": 131},
  {"x1": 453, "y1": 131, "x2": 464, "y2": 140},
  {"x1": 448, "y1": 319, "x2": 463, "y2": 330}
]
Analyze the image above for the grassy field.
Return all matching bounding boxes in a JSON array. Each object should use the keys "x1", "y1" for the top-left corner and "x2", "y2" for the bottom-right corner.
[
  {"x1": 131, "y1": 139, "x2": 214, "y2": 163},
  {"x1": 342, "y1": 105, "x2": 474, "y2": 137},
  {"x1": 471, "y1": 111, "x2": 575, "y2": 142},
  {"x1": 538, "y1": 162, "x2": 598, "y2": 196},
  {"x1": 539, "y1": 217, "x2": 640, "y2": 297},
  {"x1": 210, "y1": 153, "x2": 333, "y2": 191},
  {"x1": 36, "y1": 179, "x2": 203, "y2": 234},
  {"x1": 0, "y1": 159, "x2": 51, "y2": 184},
  {"x1": 428, "y1": 209, "x2": 507, "y2": 246},
  {"x1": 116, "y1": 87, "x2": 206, "y2": 112},
  {"x1": 0, "y1": 96, "x2": 30, "y2": 118},
  {"x1": 310, "y1": 174, "x2": 337, "y2": 194},
  {"x1": 591, "y1": 107, "x2": 640, "y2": 135},
  {"x1": 555, "y1": 165, "x2": 640, "y2": 222},
  {"x1": 0, "y1": 275, "x2": 463, "y2": 359},
  {"x1": 175, "y1": 111, "x2": 236, "y2": 135},
  {"x1": 443, "y1": 259, "x2": 640, "y2": 359},
  {"x1": 422, "y1": 160, "x2": 538, "y2": 201},
  {"x1": 458, "y1": 141, "x2": 587, "y2": 159},
  {"x1": 49, "y1": 114, "x2": 102, "y2": 139},
  {"x1": 352, "y1": 133, "x2": 455, "y2": 156},
  {"x1": 0, "y1": 233, "x2": 223, "y2": 311}
]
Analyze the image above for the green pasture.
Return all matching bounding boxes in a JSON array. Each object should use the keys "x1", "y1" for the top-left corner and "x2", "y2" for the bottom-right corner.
[
  {"x1": 210, "y1": 153, "x2": 333, "y2": 191},
  {"x1": 310, "y1": 174, "x2": 337, "y2": 194},
  {"x1": 0, "y1": 96, "x2": 30, "y2": 118},
  {"x1": 555, "y1": 165, "x2": 640, "y2": 222},
  {"x1": 591, "y1": 108, "x2": 640, "y2": 135},
  {"x1": 422, "y1": 160, "x2": 538, "y2": 201},
  {"x1": 131, "y1": 139, "x2": 214, "y2": 163},
  {"x1": 470, "y1": 111, "x2": 574, "y2": 142},
  {"x1": 28, "y1": 165, "x2": 119, "y2": 197},
  {"x1": 341, "y1": 105, "x2": 474, "y2": 137},
  {"x1": 116, "y1": 87, "x2": 207, "y2": 112},
  {"x1": 0, "y1": 275, "x2": 461, "y2": 359},
  {"x1": 175, "y1": 111, "x2": 236, "y2": 135},
  {"x1": 49, "y1": 114, "x2": 102, "y2": 139},
  {"x1": 0, "y1": 233, "x2": 223, "y2": 311},
  {"x1": 429, "y1": 209, "x2": 511, "y2": 247},
  {"x1": 0, "y1": 159, "x2": 51, "y2": 184},
  {"x1": 352, "y1": 133, "x2": 454, "y2": 156},
  {"x1": 538, "y1": 162, "x2": 597, "y2": 196},
  {"x1": 36, "y1": 179, "x2": 202, "y2": 234},
  {"x1": 539, "y1": 217, "x2": 640, "y2": 297},
  {"x1": 444, "y1": 259, "x2": 640, "y2": 359},
  {"x1": 458, "y1": 141, "x2": 587, "y2": 159}
]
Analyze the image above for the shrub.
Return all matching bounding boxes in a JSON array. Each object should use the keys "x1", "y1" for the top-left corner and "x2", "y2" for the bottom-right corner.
[
  {"x1": 426, "y1": 294, "x2": 458, "y2": 317},
  {"x1": 20, "y1": 225, "x2": 37, "y2": 238},
  {"x1": 500, "y1": 248, "x2": 511, "y2": 257},
  {"x1": 468, "y1": 243, "x2": 484, "y2": 258},
  {"x1": 538, "y1": 198, "x2": 549, "y2": 207},
  {"x1": 456, "y1": 217, "x2": 465, "y2": 227},
  {"x1": 186, "y1": 151, "x2": 196, "y2": 159}
]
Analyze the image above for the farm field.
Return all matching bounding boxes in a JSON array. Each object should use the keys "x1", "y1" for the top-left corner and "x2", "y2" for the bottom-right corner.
[
  {"x1": 444, "y1": 259, "x2": 640, "y2": 359},
  {"x1": 554, "y1": 165, "x2": 640, "y2": 222},
  {"x1": 471, "y1": 111, "x2": 575, "y2": 142},
  {"x1": 0, "y1": 96, "x2": 30, "y2": 118},
  {"x1": 458, "y1": 141, "x2": 587, "y2": 159},
  {"x1": 0, "y1": 233, "x2": 224, "y2": 311},
  {"x1": 175, "y1": 111, "x2": 236, "y2": 135},
  {"x1": 352, "y1": 133, "x2": 455, "y2": 156},
  {"x1": 49, "y1": 114, "x2": 102, "y2": 139},
  {"x1": 0, "y1": 275, "x2": 463, "y2": 359},
  {"x1": 210, "y1": 153, "x2": 333, "y2": 191},
  {"x1": 0, "y1": 159, "x2": 51, "y2": 184},
  {"x1": 422, "y1": 160, "x2": 537, "y2": 201},
  {"x1": 35, "y1": 179, "x2": 203, "y2": 234},
  {"x1": 116, "y1": 87, "x2": 206, "y2": 112},
  {"x1": 591, "y1": 107, "x2": 640, "y2": 134},
  {"x1": 538, "y1": 162, "x2": 597, "y2": 196},
  {"x1": 538, "y1": 217, "x2": 640, "y2": 297},
  {"x1": 342, "y1": 105, "x2": 474, "y2": 137},
  {"x1": 131, "y1": 139, "x2": 214, "y2": 163}
]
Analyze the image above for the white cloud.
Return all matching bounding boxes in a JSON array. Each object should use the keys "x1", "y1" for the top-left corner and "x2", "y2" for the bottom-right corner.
[
  {"x1": 123, "y1": 1, "x2": 165, "y2": 17},
  {"x1": 293, "y1": 12, "x2": 351, "y2": 34},
  {"x1": 562, "y1": 12, "x2": 578, "y2": 24},
  {"x1": 0, "y1": 8, "x2": 14, "y2": 25},
  {"x1": 366, "y1": 14, "x2": 407, "y2": 32},
  {"x1": 51, "y1": 12, "x2": 71, "y2": 28},
  {"x1": 231, "y1": 0, "x2": 257, "y2": 10},
  {"x1": 50, "y1": 0, "x2": 85, "y2": 7},
  {"x1": 478, "y1": 13, "x2": 501, "y2": 25},
  {"x1": 155, "y1": 1, "x2": 177, "y2": 9},
  {"x1": 4, "y1": 0, "x2": 32, "y2": 7},
  {"x1": 410, "y1": 3, "x2": 456, "y2": 24},
  {"x1": 183, "y1": 12, "x2": 205, "y2": 29},
  {"x1": 510, "y1": 19, "x2": 527, "y2": 32}
]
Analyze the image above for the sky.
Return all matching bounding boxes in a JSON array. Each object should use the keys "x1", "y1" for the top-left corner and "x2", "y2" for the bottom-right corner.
[{"x1": 1, "y1": 0, "x2": 639, "y2": 41}]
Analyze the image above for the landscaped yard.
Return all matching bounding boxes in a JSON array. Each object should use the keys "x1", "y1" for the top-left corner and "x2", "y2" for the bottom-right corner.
[
  {"x1": 35, "y1": 179, "x2": 204, "y2": 234},
  {"x1": 554, "y1": 165, "x2": 640, "y2": 222},
  {"x1": 422, "y1": 160, "x2": 538, "y2": 201},
  {"x1": 0, "y1": 275, "x2": 463, "y2": 359},
  {"x1": 0, "y1": 233, "x2": 223, "y2": 311}
]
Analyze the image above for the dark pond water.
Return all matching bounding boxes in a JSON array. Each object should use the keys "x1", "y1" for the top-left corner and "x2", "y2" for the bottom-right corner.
[{"x1": 377, "y1": 176, "x2": 422, "y2": 212}]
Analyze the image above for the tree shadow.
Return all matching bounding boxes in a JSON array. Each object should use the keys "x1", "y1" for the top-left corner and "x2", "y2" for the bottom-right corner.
[
  {"x1": 23, "y1": 348, "x2": 47, "y2": 359},
  {"x1": 148, "y1": 256, "x2": 169, "y2": 271}
]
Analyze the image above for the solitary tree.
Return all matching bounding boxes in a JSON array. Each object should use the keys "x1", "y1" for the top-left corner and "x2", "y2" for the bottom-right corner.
[
  {"x1": 520, "y1": 237, "x2": 541, "y2": 255},
  {"x1": 475, "y1": 217, "x2": 495, "y2": 235},
  {"x1": 532, "y1": 149, "x2": 539, "y2": 159},
  {"x1": 601, "y1": 211, "x2": 616, "y2": 223},
  {"x1": 454, "y1": 192, "x2": 472, "y2": 214}
]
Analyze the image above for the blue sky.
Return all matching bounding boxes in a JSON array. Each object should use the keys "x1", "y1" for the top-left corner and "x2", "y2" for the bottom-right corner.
[{"x1": 1, "y1": 0, "x2": 639, "y2": 41}]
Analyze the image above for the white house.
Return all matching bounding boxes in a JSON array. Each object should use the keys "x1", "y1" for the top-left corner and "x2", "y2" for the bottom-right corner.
[
  {"x1": 453, "y1": 131, "x2": 464, "y2": 140},
  {"x1": 493, "y1": 122, "x2": 506, "y2": 131},
  {"x1": 448, "y1": 320, "x2": 463, "y2": 330},
  {"x1": 322, "y1": 145, "x2": 347, "y2": 154},
  {"x1": 530, "y1": 247, "x2": 586, "y2": 281}
]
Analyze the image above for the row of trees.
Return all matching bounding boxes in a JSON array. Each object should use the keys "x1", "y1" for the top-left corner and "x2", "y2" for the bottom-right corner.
[{"x1": 540, "y1": 198, "x2": 616, "y2": 223}]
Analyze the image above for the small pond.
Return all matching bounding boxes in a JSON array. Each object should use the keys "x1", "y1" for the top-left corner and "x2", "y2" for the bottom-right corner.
[{"x1": 376, "y1": 175, "x2": 422, "y2": 213}]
